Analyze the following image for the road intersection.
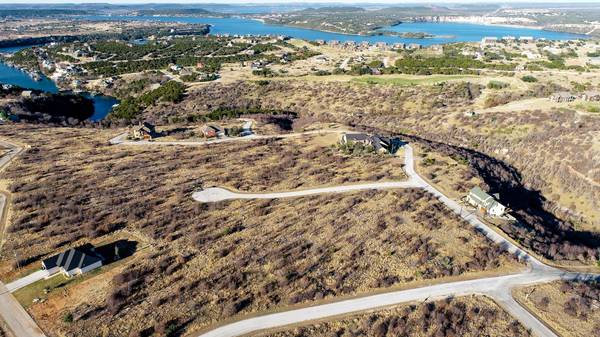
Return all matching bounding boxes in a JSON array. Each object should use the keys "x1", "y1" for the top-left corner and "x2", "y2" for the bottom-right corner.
[
  {"x1": 0, "y1": 128, "x2": 597, "y2": 337},
  {"x1": 186, "y1": 136, "x2": 599, "y2": 337}
]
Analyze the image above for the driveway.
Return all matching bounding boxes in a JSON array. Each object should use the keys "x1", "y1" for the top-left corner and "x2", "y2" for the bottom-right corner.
[
  {"x1": 191, "y1": 142, "x2": 599, "y2": 337},
  {"x1": 5, "y1": 270, "x2": 49, "y2": 293},
  {"x1": 193, "y1": 145, "x2": 419, "y2": 202},
  {"x1": 111, "y1": 129, "x2": 599, "y2": 337}
]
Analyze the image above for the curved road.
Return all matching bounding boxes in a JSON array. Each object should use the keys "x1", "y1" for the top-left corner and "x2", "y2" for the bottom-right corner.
[{"x1": 112, "y1": 129, "x2": 600, "y2": 337}]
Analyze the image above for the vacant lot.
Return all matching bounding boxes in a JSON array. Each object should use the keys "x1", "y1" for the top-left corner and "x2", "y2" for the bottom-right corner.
[
  {"x1": 261, "y1": 295, "x2": 530, "y2": 337},
  {"x1": 0, "y1": 125, "x2": 521, "y2": 336},
  {"x1": 160, "y1": 80, "x2": 600, "y2": 265},
  {"x1": 413, "y1": 143, "x2": 483, "y2": 201},
  {"x1": 352, "y1": 74, "x2": 476, "y2": 87},
  {"x1": 514, "y1": 280, "x2": 600, "y2": 337}
]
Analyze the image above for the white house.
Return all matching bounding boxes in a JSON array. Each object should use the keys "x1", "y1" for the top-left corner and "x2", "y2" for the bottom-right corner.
[
  {"x1": 466, "y1": 186, "x2": 506, "y2": 217},
  {"x1": 481, "y1": 37, "x2": 498, "y2": 48},
  {"x1": 519, "y1": 36, "x2": 534, "y2": 43},
  {"x1": 42, "y1": 245, "x2": 103, "y2": 278}
]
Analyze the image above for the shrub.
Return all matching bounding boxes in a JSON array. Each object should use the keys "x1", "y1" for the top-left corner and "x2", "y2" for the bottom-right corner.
[
  {"x1": 62, "y1": 312, "x2": 73, "y2": 323},
  {"x1": 487, "y1": 80, "x2": 509, "y2": 89},
  {"x1": 521, "y1": 75, "x2": 538, "y2": 83}
]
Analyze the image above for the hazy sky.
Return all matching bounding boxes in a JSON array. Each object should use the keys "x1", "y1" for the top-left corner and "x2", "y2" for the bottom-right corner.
[{"x1": 0, "y1": 0, "x2": 596, "y2": 3}]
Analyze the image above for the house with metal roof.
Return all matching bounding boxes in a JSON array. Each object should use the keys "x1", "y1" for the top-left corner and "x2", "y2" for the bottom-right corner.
[
  {"x1": 130, "y1": 122, "x2": 157, "y2": 140},
  {"x1": 466, "y1": 186, "x2": 506, "y2": 217},
  {"x1": 340, "y1": 133, "x2": 404, "y2": 154},
  {"x1": 42, "y1": 245, "x2": 103, "y2": 278}
]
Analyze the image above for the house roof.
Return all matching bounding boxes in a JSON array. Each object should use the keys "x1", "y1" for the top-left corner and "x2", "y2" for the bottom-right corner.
[
  {"x1": 469, "y1": 187, "x2": 504, "y2": 210},
  {"x1": 135, "y1": 122, "x2": 155, "y2": 133},
  {"x1": 42, "y1": 245, "x2": 103, "y2": 272},
  {"x1": 552, "y1": 91, "x2": 574, "y2": 98},
  {"x1": 343, "y1": 133, "x2": 371, "y2": 142},
  {"x1": 203, "y1": 125, "x2": 223, "y2": 132}
]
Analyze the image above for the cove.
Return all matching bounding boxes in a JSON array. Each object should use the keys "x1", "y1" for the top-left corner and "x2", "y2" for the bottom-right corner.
[{"x1": 0, "y1": 45, "x2": 118, "y2": 121}]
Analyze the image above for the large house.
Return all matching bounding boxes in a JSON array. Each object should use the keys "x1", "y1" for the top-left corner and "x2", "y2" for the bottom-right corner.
[
  {"x1": 550, "y1": 92, "x2": 576, "y2": 103},
  {"x1": 340, "y1": 133, "x2": 401, "y2": 154},
  {"x1": 130, "y1": 122, "x2": 157, "y2": 140},
  {"x1": 202, "y1": 125, "x2": 225, "y2": 138},
  {"x1": 42, "y1": 245, "x2": 103, "y2": 278},
  {"x1": 466, "y1": 187, "x2": 506, "y2": 217}
]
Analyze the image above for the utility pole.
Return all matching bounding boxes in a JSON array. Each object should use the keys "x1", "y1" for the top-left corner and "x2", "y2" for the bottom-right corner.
[{"x1": 14, "y1": 251, "x2": 20, "y2": 270}]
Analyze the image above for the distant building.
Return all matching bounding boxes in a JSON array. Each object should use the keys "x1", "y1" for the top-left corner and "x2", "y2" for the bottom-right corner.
[
  {"x1": 523, "y1": 51, "x2": 541, "y2": 60},
  {"x1": 480, "y1": 37, "x2": 498, "y2": 47},
  {"x1": 466, "y1": 187, "x2": 506, "y2": 217},
  {"x1": 20, "y1": 90, "x2": 33, "y2": 98},
  {"x1": 42, "y1": 245, "x2": 103, "y2": 278},
  {"x1": 406, "y1": 43, "x2": 421, "y2": 50},
  {"x1": 392, "y1": 43, "x2": 406, "y2": 50},
  {"x1": 502, "y1": 36, "x2": 516, "y2": 42},
  {"x1": 519, "y1": 36, "x2": 534, "y2": 43},
  {"x1": 202, "y1": 125, "x2": 225, "y2": 138},
  {"x1": 130, "y1": 122, "x2": 157, "y2": 140},
  {"x1": 550, "y1": 92, "x2": 576, "y2": 103},
  {"x1": 340, "y1": 133, "x2": 402, "y2": 154}
]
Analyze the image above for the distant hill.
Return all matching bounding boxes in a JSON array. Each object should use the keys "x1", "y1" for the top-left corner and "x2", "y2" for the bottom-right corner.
[{"x1": 135, "y1": 8, "x2": 219, "y2": 16}]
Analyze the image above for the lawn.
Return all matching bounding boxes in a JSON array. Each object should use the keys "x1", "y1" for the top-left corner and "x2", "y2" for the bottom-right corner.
[{"x1": 13, "y1": 273, "x2": 72, "y2": 308}]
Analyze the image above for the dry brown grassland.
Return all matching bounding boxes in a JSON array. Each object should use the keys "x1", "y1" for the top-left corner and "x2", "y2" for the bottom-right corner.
[
  {"x1": 514, "y1": 280, "x2": 600, "y2": 337},
  {"x1": 0, "y1": 125, "x2": 520, "y2": 337},
  {"x1": 152, "y1": 80, "x2": 600, "y2": 265}
]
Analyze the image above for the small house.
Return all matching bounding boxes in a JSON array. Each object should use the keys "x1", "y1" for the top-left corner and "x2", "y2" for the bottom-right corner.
[
  {"x1": 466, "y1": 186, "x2": 506, "y2": 217},
  {"x1": 202, "y1": 125, "x2": 225, "y2": 138},
  {"x1": 340, "y1": 133, "x2": 372, "y2": 146},
  {"x1": 42, "y1": 245, "x2": 103, "y2": 278},
  {"x1": 131, "y1": 122, "x2": 157, "y2": 140},
  {"x1": 519, "y1": 36, "x2": 534, "y2": 43},
  {"x1": 480, "y1": 37, "x2": 498, "y2": 47},
  {"x1": 550, "y1": 92, "x2": 576, "y2": 103}
]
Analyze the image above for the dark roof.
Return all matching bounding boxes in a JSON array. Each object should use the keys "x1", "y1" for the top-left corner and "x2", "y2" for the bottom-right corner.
[
  {"x1": 42, "y1": 245, "x2": 103, "y2": 272},
  {"x1": 204, "y1": 125, "x2": 223, "y2": 132},
  {"x1": 343, "y1": 133, "x2": 371, "y2": 142}
]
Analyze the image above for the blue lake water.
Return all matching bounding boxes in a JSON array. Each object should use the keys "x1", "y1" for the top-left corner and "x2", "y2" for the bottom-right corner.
[
  {"x1": 0, "y1": 16, "x2": 585, "y2": 120},
  {"x1": 83, "y1": 15, "x2": 585, "y2": 46},
  {"x1": 0, "y1": 45, "x2": 118, "y2": 121}
]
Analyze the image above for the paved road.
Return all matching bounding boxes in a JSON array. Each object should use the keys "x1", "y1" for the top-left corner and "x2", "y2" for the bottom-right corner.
[
  {"x1": 0, "y1": 140, "x2": 47, "y2": 337},
  {"x1": 200, "y1": 269, "x2": 600, "y2": 337},
  {"x1": 191, "y1": 141, "x2": 599, "y2": 337},
  {"x1": 193, "y1": 146, "x2": 419, "y2": 202},
  {"x1": 111, "y1": 129, "x2": 599, "y2": 336},
  {"x1": 0, "y1": 283, "x2": 46, "y2": 337}
]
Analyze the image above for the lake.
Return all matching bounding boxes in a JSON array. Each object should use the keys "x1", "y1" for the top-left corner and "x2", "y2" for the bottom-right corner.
[
  {"x1": 83, "y1": 15, "x2": 585, "y2": 46},
  {"x1": 0, "y1": 16, "x2": 585, "y2": 121},
  {"x1": 0, "y1": 46, "x2": 118, "y2": 121}
]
